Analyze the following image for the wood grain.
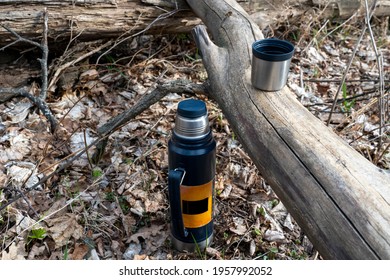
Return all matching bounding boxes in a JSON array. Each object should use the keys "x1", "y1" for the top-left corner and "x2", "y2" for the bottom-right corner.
[
  {"x1": 1, "y1": 0, "x2": 389, "y2": 46},
  {"x1": 188, "y1": 0, "x2": 390, "y2": 259}
]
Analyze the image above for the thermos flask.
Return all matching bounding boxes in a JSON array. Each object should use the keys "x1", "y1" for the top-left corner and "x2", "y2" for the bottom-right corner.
[{"x1": 168, "y1": 99, "x2": 216, "y2": 251}]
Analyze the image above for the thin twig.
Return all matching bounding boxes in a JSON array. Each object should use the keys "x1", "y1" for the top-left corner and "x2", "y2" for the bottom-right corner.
[
  {"x1": 375, "y1": 143, "x2": 390, "y2": 165},
  {"x1": 297, "y1": 0, "x2": 332, "y2": 48},
  {"x1": 47, "y1": 40, "x2": 114, "y2": 92},
  {"x1": 302, "y1": 19, "x2": 329, "y2": 53},
  {"x1": 363, "y1": 0, "x2": 385, "y2": 156},
  {"x1": 326, "y1": 0, "x2": 377, "y2": 126},
  {"x1": 84, "y1": 129, "x2": 94, "y2": 171},
  {"x1": 95, "y1": 8, "x2": 182, "y2": 65},
  {"x1": 336, "y1": 92, "x2": 389, "y2": 130},
  {"x1": 0, "y1": 26, "x2": 41, "y2": 51},
  {"x1": 0, "y1": 87, "x2": 57, "y2": 132},
  {"x1": 38, "y1": 8, "x2": 49, "y2": 100},
  {"x1": 326, "y1": 31, "x2": 365, "y2": 125},
  {"x1": 97, "y1": 80, "x2": 206, "y2": 136},
  {"x1": 0, "y1": 9, "x2": 57, "y2": 132},
  {"x1": 306, "y1": 88, "x2": 390, "y2": 107},
  {"x1": 320, "y1": 11, "x2": 358, "y2": 42},
  {"x1": 63, "y1": 19, "x2": 85, "y2": 56},
  {"x1": 1, "y1": 187, "x2": 39, "y2": 218},
  {"x1": 349, "y1": 124, "x2": 390, "y2": 145}
]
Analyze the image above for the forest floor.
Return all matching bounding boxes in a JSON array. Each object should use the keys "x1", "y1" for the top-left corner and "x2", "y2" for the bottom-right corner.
[{"x1": 0, "y1": 10, "x2": 389, "y2": 260}]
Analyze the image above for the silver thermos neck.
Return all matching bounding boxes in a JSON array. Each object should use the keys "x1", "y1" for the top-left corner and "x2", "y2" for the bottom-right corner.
[{"x1": 173, "y1": 99, "x2": 210, "y2": 140}]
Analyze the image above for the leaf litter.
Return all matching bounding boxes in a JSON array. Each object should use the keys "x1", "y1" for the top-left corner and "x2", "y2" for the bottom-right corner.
[{"x1": 0, "y1": 14, "x2": 389, "y2": 260}]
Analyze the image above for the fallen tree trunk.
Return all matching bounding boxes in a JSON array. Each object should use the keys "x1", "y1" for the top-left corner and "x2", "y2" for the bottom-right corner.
[
  {"x1": 0, "y1": 0, "x2": 199, "y2": 46},
  {"x1": 0, "y1": 0, "x2": 389, "y2": 46},
  {"x1": 187, "y1": 0, "x2": 390, "y2": 259}
]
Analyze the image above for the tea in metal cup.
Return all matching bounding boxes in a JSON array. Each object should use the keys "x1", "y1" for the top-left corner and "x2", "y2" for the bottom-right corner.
[{"x1": 251, "y1": 38, "x2": 294, "y2": 91}]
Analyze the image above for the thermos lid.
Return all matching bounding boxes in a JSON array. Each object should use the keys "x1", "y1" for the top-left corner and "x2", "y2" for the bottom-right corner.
[
  {"x1": 177, "y1": 99, "x2": 207, "y2": 118},
  {"x1": 174, "y1": 99, "x2": 210, "y2": 140}
]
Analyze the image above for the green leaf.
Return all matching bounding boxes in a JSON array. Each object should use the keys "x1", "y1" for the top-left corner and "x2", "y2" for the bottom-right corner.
[
  {"x1": 271, "y1": 199, "x2": 279, "y2": 208},
  {"x1": 269, "y1": 247, "x2": 278, "y2": 254},
  {"x1": 28, "y1": 228, "x2": 47, "y2": 241},
  {"x1": 105, "y1": 192, "x2": 115, "y2": 202},
  {"x1": 223, "y1": 232, "x2": 229, "y2": 239},
  {"x1": 92, "y1": 168, "x2": 103, "y2": 178},
  {"x1": 257, "y1": 206, "x2": 266, "y2": 217},
  {"x1": 342, "y1": 82, "x2": 347, "y2": 99}
]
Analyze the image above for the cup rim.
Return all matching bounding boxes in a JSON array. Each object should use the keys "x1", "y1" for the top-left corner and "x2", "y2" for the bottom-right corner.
[{"x1": 252, "y1": 38, "x2": 294, "y2": 62}]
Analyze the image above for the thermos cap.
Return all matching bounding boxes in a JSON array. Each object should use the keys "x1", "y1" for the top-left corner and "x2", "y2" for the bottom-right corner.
[
  {"x1": 177, "y1": 99, "x2": 207, "y2": 118},
  {"x1": 174, "y1": 99, "x2": 210, "y2": 140}
]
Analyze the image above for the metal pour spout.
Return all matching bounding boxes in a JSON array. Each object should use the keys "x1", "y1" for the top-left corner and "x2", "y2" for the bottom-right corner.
[{"x1": 173, "y1": 99, "x2": 210, "y2": 140}]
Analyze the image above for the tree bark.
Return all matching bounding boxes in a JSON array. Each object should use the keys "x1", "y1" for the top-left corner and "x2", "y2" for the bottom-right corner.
[
  {"x1": 1, "y1": 0, "x2": 389, "y2": 46},
  {"x1": 187, "y1": 0, "x2": 390, "y2": 260},
  {"x1": 0, "y1": 0, "x2": 199, "y2": 46}
]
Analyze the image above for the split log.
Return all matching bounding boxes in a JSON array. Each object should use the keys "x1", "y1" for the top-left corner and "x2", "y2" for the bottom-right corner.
[
  {"x1": 187, "y1": 0, "x2": 390, "y2": 259},
  {"x1": 0, "y1": 0, "x2": 389, "y2": 46}
]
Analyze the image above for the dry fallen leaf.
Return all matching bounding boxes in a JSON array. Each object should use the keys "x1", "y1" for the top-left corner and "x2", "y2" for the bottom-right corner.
[
  {"x1": 121, "y1": 215, "x2": 137, "y2": 236},
  {"x1": 283, "y1": 213, "x2": 294, "y2": 231},
  {"x1": 123, "y1": 242, "x2": 142, "y2": 260},
  {"x1": 0, "y1": 129, "x2": 32, "y2": 163},
  {"x1": 9, "y1": 208, "x2": 42, "y2": 235},
  {"x1": 249, "y1": 239, "x2": 256, "y2": 256},
  {"x1": 263, "y1": 229, "x2": 285, "y2": 242},
  {"x1": 46, "y1": 213, "x2": 84, "y2": 249},
  {"x1": 5, "y1": 101, "x2": 33, "y2": 124},
  {"x1": 44, "y1": 197, "x2": 68, "y2": 219},
  {"x1": 219, "y1": 184, "x2": 232, "y2": 199},
  {"x1": 71, "y1": 243, "x2": 90, "y2": 260},
  {"x1": 1, "y1": 242, "x2": 27, "y2": 260},
  {"x1": 127, "y1": 224, "x2": 167, "y2": 255},
  {"x1": 27, "y1": 244, "x2": 46, "y2": 260},
  {"x1": 206, "y1": 247, "x2": 222, "y2": 260},
  {"x1": 80, "y1": 69, "x2": 99, "y2": 82},
  {"x1": 144, "y1": 192, "x2": 164, "y2": 213},
  {"x1": 69, "y1": 130, "x2": 96, "y2": 167},
  {"x1": 5, "y1": 162, "x2": 40, "y2": 189},
  {"x1": 229, "y1": 217, "x2": 247, "y2": 235},
  {"x1": 88, "y1": 249, "x2": 100, "y2": 260},
  {"x1": 134, "y1": 254, "x2": 149, "y2": 260}
]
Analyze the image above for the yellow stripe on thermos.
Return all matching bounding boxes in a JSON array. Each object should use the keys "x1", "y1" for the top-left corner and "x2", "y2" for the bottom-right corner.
[{"x1": 181, "y1": 180, "x2": 213, "y2": 228}]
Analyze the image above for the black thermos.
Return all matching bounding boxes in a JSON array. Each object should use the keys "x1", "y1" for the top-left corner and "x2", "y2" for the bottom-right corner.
[{"x1": 168, "y1": 99, "x2": 216, "y2": 251}]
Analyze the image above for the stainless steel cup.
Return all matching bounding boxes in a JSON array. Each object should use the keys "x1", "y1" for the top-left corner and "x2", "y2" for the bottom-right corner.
[{"x1": 251, "y1": 38, "x2": 295, "y2": 91}]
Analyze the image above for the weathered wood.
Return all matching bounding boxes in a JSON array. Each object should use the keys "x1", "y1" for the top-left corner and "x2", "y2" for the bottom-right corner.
[
  {"x1": 1, "y1": 0, "x2": 389, "y2": 46},
  {"x1": 0, "y1": 0, "x2": 199, "y2": 46},
  {"x1": 187, "y1": 0, "x2": 390, "y2": 259}
]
